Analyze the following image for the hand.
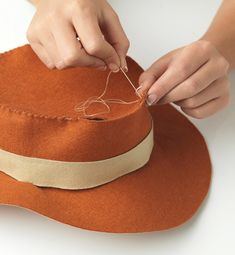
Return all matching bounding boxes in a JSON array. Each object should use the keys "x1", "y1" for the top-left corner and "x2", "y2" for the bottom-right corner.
[
  {"x1": 138, "y1": 40, "x2": 231, "y2": 119},
  {"x1": 27, "y1": 0, "x2": 129, "y2": 71}
]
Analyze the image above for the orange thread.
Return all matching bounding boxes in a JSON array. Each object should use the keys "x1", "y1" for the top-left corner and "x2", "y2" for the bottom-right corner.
[{"x1": 74, "y1": 68, "x2": 142, "y2": 118}]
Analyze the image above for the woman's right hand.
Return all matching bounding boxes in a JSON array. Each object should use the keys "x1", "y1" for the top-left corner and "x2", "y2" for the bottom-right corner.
[{"x1": 27, "y1": 0, "x2": 129, "y2": 71}]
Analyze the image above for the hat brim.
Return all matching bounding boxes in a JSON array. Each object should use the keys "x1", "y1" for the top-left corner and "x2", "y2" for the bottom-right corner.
[{"x1": 0, "y1": 103, "x2": 211, "y2": 233}]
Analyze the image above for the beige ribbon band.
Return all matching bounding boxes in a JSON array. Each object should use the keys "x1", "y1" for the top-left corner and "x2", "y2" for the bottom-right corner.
[{"x1": 0, "y1": 125, "x2": 154, "y2": 190}]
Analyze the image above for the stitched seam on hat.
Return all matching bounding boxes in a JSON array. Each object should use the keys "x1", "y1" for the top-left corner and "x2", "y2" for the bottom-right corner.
[
  {"x1": 0, "y1": 45, "x2": 146, "y2": 123},
  {"x1": 0, "y1": 99, "x2": 146, "y2": 124}
]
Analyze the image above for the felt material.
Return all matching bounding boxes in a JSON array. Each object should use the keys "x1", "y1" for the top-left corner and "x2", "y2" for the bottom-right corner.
[
  {"x1": 0, "y1": 125, "x2": 154, "y2": 189},
  {"x1": 0, "y1": 45, "x2": 211, "y2": 233},
  {"x1": 0, "y1": 45, "x2": 151, "y2": 162}
]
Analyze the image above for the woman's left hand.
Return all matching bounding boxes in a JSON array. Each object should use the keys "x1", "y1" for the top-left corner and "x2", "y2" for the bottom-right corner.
[{"x1": 138, "y1": 40, "x2": 231, "y2": 119}]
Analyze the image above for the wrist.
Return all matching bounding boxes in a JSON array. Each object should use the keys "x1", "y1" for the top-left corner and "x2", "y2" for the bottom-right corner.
[{"x1": 199, "y1": 36, "x2": 232, "y2": 71}]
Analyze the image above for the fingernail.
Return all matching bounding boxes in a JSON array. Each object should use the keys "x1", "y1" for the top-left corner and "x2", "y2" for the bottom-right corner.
[
  {"x1": 135, "y1": 85, "x2": 143, "y2": 96},
  {"x1": 96, "y1": 65, "x2": 107, "y2": 71},
  {"x1": 47, "y1": 63, "x2": 55, "y2": 70},
  {"x1": 109, "y1": 63, "x2": 120, "y2": 72},
  {"x1": 56, "y1": 61, "x2": 65, "y2": 70},
  {"x1": 146, "y1": 94, "x2": 158, "y2": 106},
  {"x1": 136, "y1": 85, "x2": 143, "y2": 92},
  {"x1": 123, "y1": 66, "x2": 128, "y2": 72}
]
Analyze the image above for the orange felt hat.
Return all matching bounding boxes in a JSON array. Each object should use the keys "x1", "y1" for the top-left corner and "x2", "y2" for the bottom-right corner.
[{"x1": 0, "y1": 45, "x2": 211, "y2": 233}]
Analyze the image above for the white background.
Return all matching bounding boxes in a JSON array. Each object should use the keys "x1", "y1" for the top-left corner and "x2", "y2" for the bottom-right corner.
[{"x1": 0, "y1": 0, "x2": 235, "y2": 254}]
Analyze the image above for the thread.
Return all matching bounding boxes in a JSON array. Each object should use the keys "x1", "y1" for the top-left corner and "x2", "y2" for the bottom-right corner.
[{"x1": 74, "y1": 68, "x2": 142, "y2": 119}]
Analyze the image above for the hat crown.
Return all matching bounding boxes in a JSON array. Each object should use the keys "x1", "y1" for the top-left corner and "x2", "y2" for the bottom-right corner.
[{"x1": 0, "y1": 45, "x2": 152, "y2": 162}]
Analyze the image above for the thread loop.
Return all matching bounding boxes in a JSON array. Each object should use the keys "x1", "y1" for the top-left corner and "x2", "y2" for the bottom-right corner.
[{"x1": 74, "y1": 68, "x2": 142, "y2": 119}]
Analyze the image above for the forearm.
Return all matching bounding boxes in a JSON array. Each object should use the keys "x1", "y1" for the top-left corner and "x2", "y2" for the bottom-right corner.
[{"x1": 201, "y1": 0, "x2": 235, "y2": 70}]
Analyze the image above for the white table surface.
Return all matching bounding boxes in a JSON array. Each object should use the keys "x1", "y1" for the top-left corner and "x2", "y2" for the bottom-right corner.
[{"x1": 0, "y1": 1, "x2": 235, "y2": 254}]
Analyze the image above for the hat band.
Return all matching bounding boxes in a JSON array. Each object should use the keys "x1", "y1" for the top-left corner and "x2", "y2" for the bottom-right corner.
[{"x1": 0, "y1": 124, "x2": 154, "y2": 190}]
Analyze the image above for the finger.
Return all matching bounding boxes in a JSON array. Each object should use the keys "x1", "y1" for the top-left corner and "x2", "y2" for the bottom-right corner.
[
  {"x1": 51, "y1": 19, "x2": 105, "y2": 69},
  {"x1": 181, "y1": 94, "x2": 230, "y2": 119},
  {"x1": 38, "y1": 31, "x2": 63, "y2": 69},
  {"x1": 27, "y1": 26, "x2": 55, "y2": 69},
  {"x1": 158, "y1": 57, "x2": 229, "y2": 104},
  {"x1": 175, "y1": 77, "x2": 230, "y2": 108},
  {"x1": 138, "y1": 54, "x2": 172, "y2": 96},
  {"x1": 146, "y1": 44, "x2": 211, "y2": 105},
  {"x1": 101, "y1": 9, "x2": 130, "y2": 70},
  {"x1": 72, "y1": 14, "x2": 120, "y2": 71},
  {"x1": 30, "y1": 42, "x2": 55, "y2": 69}
]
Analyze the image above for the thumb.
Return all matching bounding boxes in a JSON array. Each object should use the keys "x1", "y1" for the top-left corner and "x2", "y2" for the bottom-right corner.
[
  {"x1": 138, "y1": 54, "x2": 172, "y2": 95},
  {"x1": 101, "y1": 9, "x2": 130, "y2": 71}
]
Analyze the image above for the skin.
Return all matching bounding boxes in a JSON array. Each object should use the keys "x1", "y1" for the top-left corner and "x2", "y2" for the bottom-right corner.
[
  {"x1": 28, "y1": 0, "x2": 235, "y2": 119},
  {"x1": 139, "y1": 0, "x2": 235, "y2": 119},
  {"x1": 27, "y1": 0, "x2": 129, "y2": 72}
]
